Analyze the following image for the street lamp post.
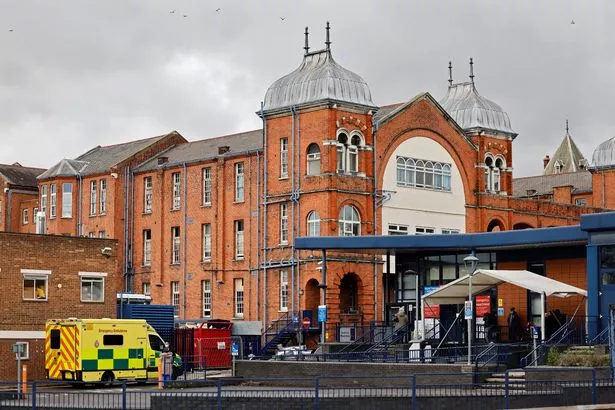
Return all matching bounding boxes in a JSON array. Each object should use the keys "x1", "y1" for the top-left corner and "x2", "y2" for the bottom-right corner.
[{"x1": 463, "y1": 253, "x2": 479, "y2": 366}]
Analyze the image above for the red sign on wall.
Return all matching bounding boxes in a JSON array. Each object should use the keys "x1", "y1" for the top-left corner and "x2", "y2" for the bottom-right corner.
[
  {"x1": 475, "y1": 295, "x2": 491, "y2": 316},
  {"x1": 423, "y1": 304, "x2": 440, "y2": 319}
]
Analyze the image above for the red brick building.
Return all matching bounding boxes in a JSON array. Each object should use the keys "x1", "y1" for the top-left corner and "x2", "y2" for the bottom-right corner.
[
  {"x1": 0, "y1": 163, "x2": 46, "y2": 233},
  {"x1": 36, "y1": 26, "x2": 615, "y2": 333},
  {"x1": 0, "y1": 232, "x2": 119, "y2": 381}
]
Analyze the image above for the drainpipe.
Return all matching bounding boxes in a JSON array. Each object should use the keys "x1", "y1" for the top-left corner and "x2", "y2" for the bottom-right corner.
[
  {"x1": 602, "y1": 170, "x2": 606, "y2": 208},
  {"x1": 261, "y1": 102, "x2": 269, "y2": 330},
  {"x1": 130, "y1": 169, "x2": 135, "y2": 293},
  {"x1": 77, "y1": 174, "x2": 83, "y2": 236},
  {"x1": 124, "y1": 168, "x2": 129, "y2": 291},
  {"x1": 182, "y1": 162, "x2": 188, "y2": 320},
  {"x1": 6, "y1": 189, "x2": 12, "y2": 232},
  {"x1": 291, "y1": 105, "x2": 296, "y2": 317},
  {"x1": 256, "y1": 150, "x2": 261, "y2": 321},
  {"x1": 296, "y1": 110, "x2": 302, "y2": 320},
  {"x1": 372, "y1": 119, "x2": 380, "y2": 321}
]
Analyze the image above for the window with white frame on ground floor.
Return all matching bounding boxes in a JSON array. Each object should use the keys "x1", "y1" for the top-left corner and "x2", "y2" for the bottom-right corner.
[
  {"x1": 388, "y1": 223, "x2": 409, "y2": 235},
  {"x1": 234, "y1": 278, "x2": 244, "y2": 318},
  {"x1": 279, "y1": 270, "x2": 288, "y2": 311},
  {"x1": 171, "y1": 226, "x2": 180, "y2": 264},
  {"x1": 99, "y1": 179, "x2": 107, "y2": 214},
  {"x1": 143, "y1": 229, "x2": 152, "y2": 266},
  {"x1": 171, "y1": 281, "x2": 180, "y2": 316},
  {"x1": 142, "y1": 282, "x2": 150, "y2": 296},
  {"x1": 415, "y1": 226, "x2": 435, "y2": 235},
  {"x1": 202, "y1": 279, "x2": 212, "y2": 318},
  {"x1": 62, "y1": 183, "x2": 72, "y2": 218},
  {"x1": 144, "y1": 176, "x2": 153, "y2": 213},
  {"x1": 90, "y1": 180, "x2": 97, "y2": 215},
  {"x1": 22, "y1": 208, "x2": 28, "y2": 225},
  {"x1": 202, "y1": 223, "x2": 211, "y2": 261},
  {"x1": 338, "y1": 205, "x2": 360, "y2": 236},
  {"x1": 234, "y1": 220, "x2": 244, "y2": 259},
  {"x1": 22, "y1": 269, "x2": 50, "y2": 301},
  {"x1": 80, "y1": 272, "x2": 106, "y2": 302},
  {"x1": 441, "y1": 228, "x2": 460, "y2": 234}
]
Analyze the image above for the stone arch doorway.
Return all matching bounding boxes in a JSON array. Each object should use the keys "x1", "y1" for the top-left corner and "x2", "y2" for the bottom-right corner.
[
  {"x1": 513, "y1": 222, "x2": 534, "y2": 230},
  {"x1": 305, "y1": 279, "x2": 320, "y2": 321},
  {"x1": 487, "y1": 219, "x2": 505, "y2": 232},
  {"x1": 339, "y1": 273, "x2": 362, "y2": 314}
]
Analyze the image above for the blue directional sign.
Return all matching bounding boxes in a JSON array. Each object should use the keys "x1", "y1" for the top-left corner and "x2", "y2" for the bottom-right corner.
[
  {"x1": 318, "y1": 305, "x2": 327, "y2": 323},
  {"x1": 231, "y1": 342, "x2": 239, "y2": 357}
]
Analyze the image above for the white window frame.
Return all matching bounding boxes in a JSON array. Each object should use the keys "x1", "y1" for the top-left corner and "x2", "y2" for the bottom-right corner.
[
  {"x1": 347, "y1": 145, "x2": 358, "y2": 173},
  {"x1": 21, "y1": 269, "x2": 51, "y2": 301},
  {"x1": 441, "y1": 228, "x2": 460, "y2": 234},
  {"x1": 23, "y1": 208, "x2": 28, "y2": 225},
  {"x1": 172, "y1": 172, "x2": 181, "y2": 210},
  {"x1": 388, "y1": 223, "x2": 409, "y2": 235},
  {"x1": 171, "y1": 281, "x2": 180, "y2": 316},
  {"x1": 89, "y1": 180, "x2": 97, "y2": 216},
  {"x1": 280, "y1": 138, "x2": 288, "y2": 178},
  {"x1": 415, "y1": 226, "x2": 435, "y2": 235},
  {"x1": 338, "y1": 205, "x2": 360, "y2": 236},
  {"x1": 202, "y1": 280, "x2": 212, "y2": 318},
  {"x1": 144, "y1": 176, "x2": 153, "y2": 213},
  {"x1": 143, "y1": 229, "x2": 152, "y2": 266},
  {"x1": 143, "y1": 282, "x2": 151, "y2": 296},
  {"x1": 307, "y1": 211, "x2": 320, "y2": 237},
  {"x1": 79, "y1": 272, "x2": 107, "y2": 303},
  {"x1": 171, "y1": 226, "x2": 180, "y2": 264},
  {"x1": 280, "y1": 203, "x2": 288, "y2": 244},
  {"x1": 234, "y1": 278, "x2": 244, "y2": 318},
  {"x1": 202, "y1": 223, "x2": 211, "y2": 261},
  {"x1": 50, "y1": 184, "x2": 56, "y2": 218},
  {"x1": 89, "y1": 232, "x2": 96, "y2": 238},
  {"x1": 235, "y1": 162, "x2": 245, "y2": 202},
  {"x1": 336, "y1": 144, "x2": 346, "y2": 173},
  {"x1": 61, "y1": 183, "x2": 72, "y2": 218},
  {"x1": 235, "y1": 220, "x2": 244, "y2": 259},
  {"x1": 397, "y1": 155, "x2": 451, "y2": 192},
  {"x1": 307, "y1": 144, "x2": 321, "y2": 176},
  {"x1": 202, "y1": 167, "x2": 212, "y2": 206},
  {"x1": 279, "y1": 270, "x2": 288, "y2": 312},
  {"x1": 41, "y1": 185, "x2": 48, "y2": 214},
  {"x1": 99, "y1": 179, "x2": 107, "y2": 214},
  {"x1": 98, "y1": 231, "x2": 105, "y2": 238},
  {"x1": 576, "y1": 198, "x2": 587, "y2": 207}
]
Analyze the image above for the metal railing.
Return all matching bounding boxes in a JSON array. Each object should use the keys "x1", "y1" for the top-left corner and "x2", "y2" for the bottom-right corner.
[
  {"x1": 1, "y1": 368, "x2": 612, "y2": 409},
  {"x1": 259, "y1": 311, "x2": 301, "y2": 356}
]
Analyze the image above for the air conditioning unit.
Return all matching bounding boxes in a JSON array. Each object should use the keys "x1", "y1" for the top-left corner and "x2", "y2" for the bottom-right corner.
[{"x1": 35, "y1": 211, "x2": 46, "y2": 234}]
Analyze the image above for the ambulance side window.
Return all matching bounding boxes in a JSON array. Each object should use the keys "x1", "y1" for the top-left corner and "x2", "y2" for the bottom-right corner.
[
  {"x1": 149, "y1": 335, "x2": 164, "y2": 351},
  {"x1": 103, "y1": 335, "x2": 123, "y2": 346},
  {"x1": 50, "y1": 330, "x2": 60, "y2": 349}
]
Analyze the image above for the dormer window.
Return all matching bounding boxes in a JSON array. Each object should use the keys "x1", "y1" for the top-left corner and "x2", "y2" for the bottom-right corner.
[
  {"x1": 554, "y1": 161, "x2": 563, "y2": 174},
  {"x1": 336, "y1": 130, "x2": 364, "y2": 174}
]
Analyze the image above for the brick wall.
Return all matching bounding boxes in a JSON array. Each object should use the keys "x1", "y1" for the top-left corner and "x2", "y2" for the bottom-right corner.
[{"x1": 0, "y1": 232, "x2": 120, "y2": 381}]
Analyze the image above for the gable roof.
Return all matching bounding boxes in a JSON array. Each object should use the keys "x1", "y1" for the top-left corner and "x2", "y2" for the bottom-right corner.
[
  {"x1": 39, "y1": 132, "x2": 179, "y2": 180},
  {"x1": 0, "y1": 163, "x2": 46, "y2": 188},
  {"x1": 544, "y1": 132, "x2": 587, "y2": 175},
  {"x1": 512, "y1": 171, "x2": 592, "y2": 198},
  {"x1": 136, "y1": 129, "x2": 263, "y2": 173}
]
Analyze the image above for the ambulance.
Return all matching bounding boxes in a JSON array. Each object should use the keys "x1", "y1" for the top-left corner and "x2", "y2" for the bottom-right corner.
[{"x1": 45, "y1": 318, "x2": 182, "y2": 384}]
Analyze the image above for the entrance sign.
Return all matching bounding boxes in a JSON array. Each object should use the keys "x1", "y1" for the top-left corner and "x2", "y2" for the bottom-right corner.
[
  {"x1": 464, "y1": 301, "x2": 473, "y2": 320},
  {"x1": 476, "y1": 295, "x2": 491, "y2": 316}
]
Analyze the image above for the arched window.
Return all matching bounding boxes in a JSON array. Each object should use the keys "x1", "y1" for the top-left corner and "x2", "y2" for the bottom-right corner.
[
  {"x1": 336, "y1": 132, "x2": 347, "y2": 172},
  {"x1": 424, "y1": 161, "x2": 434, "y2": 188},
  {"x1": 396, "y1": 157, "x2": 406, "y2": 185},
  {"x1": 307, "y1": 143, "x2": 321, "y2": 176},
  {"x1": 338, "y1": 205, "x2": 360, "y2": 236},
  {"x1": 442, "y1": 164, "x2": 451, "y2": 191},
  {"x1": 415, "y1": 160, "x2": 425, "y2": 187},
  {"x1": 336, "y1": 131, "x2": 363, "y2": 174},
  {"x1": 307, "y1": 211, "x2": 320, "y2": 237},
  {"x1": 484, "y1": 156, "x2": 494, "y2": 192},
  {"x1": 433, "y1": 163, "x2": 442, "y2": 189},
  {"x1": 494, "y1": 157, "x2": 504, "y2": 192}
]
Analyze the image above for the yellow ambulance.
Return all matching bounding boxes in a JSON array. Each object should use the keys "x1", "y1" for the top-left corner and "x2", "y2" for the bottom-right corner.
[{"x1": 45, "y1": 318, "x2": 182, "y2": 384}]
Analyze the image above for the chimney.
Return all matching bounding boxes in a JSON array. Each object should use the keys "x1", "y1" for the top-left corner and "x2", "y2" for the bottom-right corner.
[
  {"x1": 218, "y1": 146, "x2": 230, "y2": 155},
  {"x1": 543, "y1": 155, "x2": 550, "y2": 169},
  {"x1": 157, "y1": 156, "x2": 168, "y2": 165}
]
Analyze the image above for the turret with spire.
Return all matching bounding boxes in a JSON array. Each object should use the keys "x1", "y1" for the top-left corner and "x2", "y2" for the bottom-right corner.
[{"x1": 543, "y1": 120, "x2": 588, "y2": 175}]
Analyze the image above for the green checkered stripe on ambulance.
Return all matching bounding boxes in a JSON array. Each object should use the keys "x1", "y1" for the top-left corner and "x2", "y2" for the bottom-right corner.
[{"x1": 82, "y1": 348, "x2": 146, "y2": 371}]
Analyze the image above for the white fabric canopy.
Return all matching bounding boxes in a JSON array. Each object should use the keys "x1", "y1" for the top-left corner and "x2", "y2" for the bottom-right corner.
[{"x1": 422, "y1": 269, "x2": 587, "y2": 305}]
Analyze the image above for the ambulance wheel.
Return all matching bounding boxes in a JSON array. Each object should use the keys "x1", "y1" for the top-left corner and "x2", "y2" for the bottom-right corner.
[{"x1": 101, "y1": 371, "x2": 115, "y2": 387}]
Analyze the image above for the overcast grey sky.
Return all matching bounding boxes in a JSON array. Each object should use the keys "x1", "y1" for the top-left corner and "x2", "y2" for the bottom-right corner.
[{"x1": 1, "y1": 0, "x2": 613, "y2": 176}]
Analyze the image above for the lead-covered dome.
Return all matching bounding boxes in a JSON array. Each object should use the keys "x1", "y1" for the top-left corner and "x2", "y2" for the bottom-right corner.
[
  {"x1": 263, "y1": 48, "x2": 376, "y2": 112},
  {"x1": 440, "y1": 82, "x2": 516, "y2": 137},
  {"x1": 591, "y1": 137, "x2": 615, "y2": 169}
]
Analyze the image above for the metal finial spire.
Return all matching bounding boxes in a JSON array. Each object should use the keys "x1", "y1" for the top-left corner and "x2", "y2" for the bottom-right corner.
[
  {"x1": 469, "y1": 57, "x2": 475, "y2": 84},
  {"x1": 325, "y1": 21, "x2": 331, "y2": 50},
  {"x1": 304, "y1": 27, "x2": 310, "y2": 55},
  {"x1": 448, "y1": 61, "x2": 453, "y2": 86},
  {"x1": 566, "y1": 119, "x2": 570, "y2": 136}
]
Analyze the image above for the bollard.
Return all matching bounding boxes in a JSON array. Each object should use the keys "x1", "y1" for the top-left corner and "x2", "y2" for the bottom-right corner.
[
  {"x1": 314, "y1": 378, "x2": 320, "y2": 410},
  {"x1": 31, "y1": 382, "x2": 36, "y2": 410},
  {"x1": 157, "y1": 356, "x2": 163, "y2": 390},
  {"x1": 21, "y1": 364, "x2": 27, "y2": 399},
  {"x1": 122, "y1": 381, "x2": 127, "y2": 410}
]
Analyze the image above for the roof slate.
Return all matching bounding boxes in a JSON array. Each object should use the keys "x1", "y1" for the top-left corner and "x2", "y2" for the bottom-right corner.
[
  {"x1": 135, "y1": 129, "x2": 263, "y2": 172},
  {"x1": 0, "y1": 163, "x2": 46, "y2": 188},
  {"x1": 512, "y1": 171, "x2": 592, "y2": 197},
  {"x1": 544, "y1": 133, "x2": 587, "y2": 175}
]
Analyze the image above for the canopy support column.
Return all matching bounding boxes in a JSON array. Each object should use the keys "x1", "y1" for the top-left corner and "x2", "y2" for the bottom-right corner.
[{"x1": 541, "y1": 292, "x2": 546, "y2": 341}]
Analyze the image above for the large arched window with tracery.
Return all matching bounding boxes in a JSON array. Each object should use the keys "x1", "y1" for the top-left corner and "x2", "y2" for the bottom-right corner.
[{"x1": 338, "y1": 205, "x2": 360, "y2": 236}]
